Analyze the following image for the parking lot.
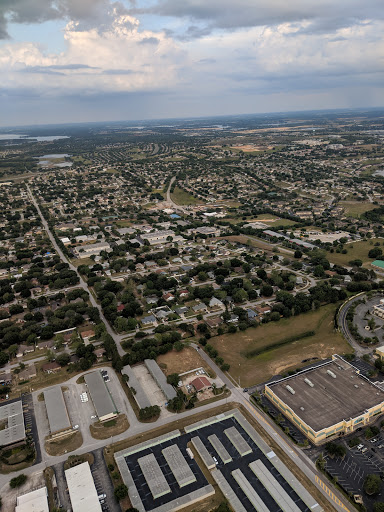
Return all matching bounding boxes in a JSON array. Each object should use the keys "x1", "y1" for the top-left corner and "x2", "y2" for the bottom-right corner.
[
  {"x1": 22, "y1": 393, "x2": 42, "y2": 465},
  {"x1": 325, "y1": 435, "x2": 384, "y2": 495},
  {"x1": 91, "y1": 448, "x2": 120, "y2": 512},
  {"x1": 132, "y1": 364, "x2": 174, "y2": 418}
]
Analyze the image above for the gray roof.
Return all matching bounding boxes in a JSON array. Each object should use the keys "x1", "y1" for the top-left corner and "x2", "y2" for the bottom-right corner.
[
  {"x1": 0, "y1": 400, "x2": 25, "y2": 446},
  {"x1": 122, "y1": 365, "x2": 151, "y2": 409},
  {"x1": 84, "y1": 371, "x2": 117, "y2": 420},
  {"x1": 44, "y1": 387, "x2": 71, "y2": 433},
  {"x1": 144, "y1": 359, "x2": 177, "y2": 401}
]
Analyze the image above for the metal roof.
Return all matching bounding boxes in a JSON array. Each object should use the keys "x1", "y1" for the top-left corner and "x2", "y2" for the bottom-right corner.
[
  {"x1": 144, "y1": 359, "x2": 177, "y2": 401},
  {"x1": 0, "y1": 400, "x2": 25, "y2": 446},
  {"x1": 122, "y1": 365, "x2": 151, "y2": 409},
  {"x1": 65, "y1": 462, "x2": 102, "y2": 512},
  {"x1": 84, "y1": 371, "x2": 117, "y2": 420},
  {"x1": 44, "y1": 387, "x2": 71, "y2": 434}
]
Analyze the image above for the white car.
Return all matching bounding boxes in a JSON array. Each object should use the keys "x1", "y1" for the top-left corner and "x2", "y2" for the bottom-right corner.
[
  {"x1": 213, "y1": 456, "x2": 218, "y2": 465},
  {"x1": 73, "y1": 425, "x2": 79, "y2": 429},
  {"x1": 91, "y1": 415, "x2": 97, "y2": 419}
]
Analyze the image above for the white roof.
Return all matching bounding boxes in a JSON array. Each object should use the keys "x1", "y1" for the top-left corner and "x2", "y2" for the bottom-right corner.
[
  {"x1": 65, "y1": 462, "x2": 102, "y2": 512},
  {"x1": 16, "y1": 487, "x2": 49, "y2": 512}
]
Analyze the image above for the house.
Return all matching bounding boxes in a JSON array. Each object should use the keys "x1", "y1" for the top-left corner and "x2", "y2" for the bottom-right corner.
[
  {"x1": 255, "y1": 305, "x2": 272, "y2": 315},
  {"x1": 175, "y1": 307, "x2": 189, "y2": 316},
  {"x1": 227, "y1": 314, "x2": 239, "y2": 324},
  {"x1": 209, "y1": 297, "x2": 225, "y2": 309},
  {"x1": 0, "y1": 372, "x2": 12, "y2": 385},
  {"x1": 16, "y1": 344, "x2": 35, "y2": 358},
  {"x1": 206, "y1": 316, "x2": 223, "y2": 328},
  {"x1": 193, "y1": 303, "x2": 208, "y2": 313},
  {"x1": 117, "y1": 304, "x2": 125, "y2": 313},
  {"x1": 179, "y1": 290, "x2": 189, "y2": 299},
  {"x1": 19, "y1": 364, "x2": 36, "y2": 380},
  {"x1": 141, "y1": 315, "x2": 157, "y2": 326},
  {"x1": 37, "y1": 340, "x2": 54, "y2": 350},
  {"x1": 246, "y1": 309, "x2": 258, "y2": 320},
  {"x1": 94, "y1": 348, "x2": 105, "y2": 359},
  {"x1": 42, "y1": 362, "x2": 61, "y2": 374},
  {"x1": 80, "y1": 330, "x2": 95, "y2": 345},
  {"x1": 163, "y1": 292, "x2": 175, "y2": 302},
  {"x1": 190, "y1": 376, "x2": 212, "y2": 392}
]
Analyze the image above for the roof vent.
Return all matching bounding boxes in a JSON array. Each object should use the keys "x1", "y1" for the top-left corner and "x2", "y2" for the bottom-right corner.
[
  {"x1": 300, "y1": 407, "x2": 305, "y2": 411},
  {"x1": 304, "y1": 378, "x2": 314, "y2": 388},
  {"x1": 327, "y1": 370, "x2": 337, "y2": 379},
  {"x1": 354, "y1": 384, "x2": 359, "y2": 388},
  {"x1": 286, "y1": 385, "x2": 295, "y2": 395}
]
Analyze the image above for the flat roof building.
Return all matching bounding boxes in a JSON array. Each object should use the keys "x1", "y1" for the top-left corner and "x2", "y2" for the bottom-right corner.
[
  {"x1": 44, "y1": 387, "x2": 72, "y2": 437},
  {"x1": 16, "y1": 487, "x2": 49, "y2": 512},
  {"x1": 265, "y1": 355, "x2": 384, "y2": 444},
  {"x1": 84, "y1": 371, "x2": 118, "y2": 422},
  {"x1": 0, "y1": 400, "x2": 25, "y2": 446},
  {"x1": 122, "y1": 365, "x2": 151, "y2": 410},
  {"x1": 65, "y1": 462, "x2": 102, "y2": 512},
  {"x1": 144, "y1": 359, "x2": 177, "y2": 401}
]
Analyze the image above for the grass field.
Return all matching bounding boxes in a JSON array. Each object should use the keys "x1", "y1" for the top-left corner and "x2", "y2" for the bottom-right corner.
[
  {"x1": 115, "y1": 220, "x2": 132, "y2": 227},
  {"x1": 210, "y1": 303, "x2": 350, "y2": 386},
  {"x1": 340, "y1": 201, "x2": 376, "y2": 218},
  {"x1": 171, "y1": 186, "x2": 202, "y2": 206},
  {"x1": 327, "y1": 238, "x2": 384, "y2": 267},
  {"x1": 90, "y1": 414, "x2": 129, "y2": 440},
  {"x1": 222, "y1": 235, "x2": 294, "y2": 255}
]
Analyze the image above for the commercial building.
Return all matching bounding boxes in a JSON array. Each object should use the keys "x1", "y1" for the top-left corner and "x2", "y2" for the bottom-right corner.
[
  {"x1": 265, "y1": 355, "x2": 384, "y2": 444},
  {"x1": 144, "y1": 359, "x2": 177, "y2": 401},
  {"x1": 0, "y1": 400, "x2": 25, "y2": 447},
  {"x1": 73, "y1": 241, "x2": 111, "y2": 259},
  {"x1": 15, "y1": 487, "x2": 49, "y2": 512},
  {"x1": 122, "y1": 365, "x2": 152, "y2": 410},
  {"x1": 373, "y1": 302, "x2": 384, "y2": 319},
  {"x1": 44, "y1": 386, "x2": 72, "y2": 438},
  {"x1": 84, "y1": 371, "x2": 118, "y2": 422},
  {"x1": 139, "y1": 230, "x2": 185, "y2": 246},
  {"x1": 65, "y1": 461, "x2": 102, "y2": 512}
]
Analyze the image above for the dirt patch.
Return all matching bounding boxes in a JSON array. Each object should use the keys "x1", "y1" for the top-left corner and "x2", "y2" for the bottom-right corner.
[
  {"x1": 64, "y1": 452, "x2": 94, "y2": 471},
  {"x1": 90, "y1": 414, "x2": 129, "y2": 440},
  {"x1": 45, "y1": 431, "x2": 83, "y2": 456},
  {"x1": 0, "y1": 470, "x2": 45, "y2": 512},
  {"x1": 157, "y1": 347, "x2": 215, "y2": 378}
]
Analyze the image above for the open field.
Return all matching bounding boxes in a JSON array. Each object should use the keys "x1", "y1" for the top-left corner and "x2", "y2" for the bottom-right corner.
[
  {"x1": 115, "y1": 219, "x2": 133, "y2": 227},
  {"x1": 221, "y1": 235, "x2": 294, "y2": 255},
  {"x1": 327, "y1": 238, "x2": 384, "y2": 267},
  {"x1": 171, "y1": 186, "x2": 202, "y2": 205},
  {"x1": 45, "y1": 431, "x2": 83, "y2": 456},
  {"x1": 210, "y1": 303, "x2": 350, "y2": 386},
  {"x1": 340, "y1": 201, "x2": 376, "y2": 218},
  {"x1": 157, "y1": 347, "x2": 215, "y2": 378},
  {"x1": 70, "y1": 257, "x2": 94, "y2": 267}
]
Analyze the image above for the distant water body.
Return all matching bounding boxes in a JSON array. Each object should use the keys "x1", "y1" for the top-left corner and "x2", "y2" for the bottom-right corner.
[
  {"x1": 374, "y1": 170, "x2": 384, "y2": 177},
  {"x1": 38, "y1": 153, "x2": 72, "y2": 168},
  {"x1": 0, "y1": 134, "x2": 69, "y2": 142}
]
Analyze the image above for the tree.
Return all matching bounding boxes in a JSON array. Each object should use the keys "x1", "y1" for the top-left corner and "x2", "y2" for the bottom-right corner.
[
  {"x1": 374, "y1": 503, "x2": 384, "y2": 512},
  {"x1": 166, "y1": 373, "x2": 179, "y2": 387},
  {"x1": 56, "y1": 353, "x2": 70, "y2": 366},
  {"x1": 364, "y1": 474, "x2": 381, "y2": 495},
  {"x1": 260, "y1": 284, "x2": 273, "y2": 297},
  {"x1": 114, "y1": 484, "x2": 128, "y2": 500},
  {"x1": 10, "y1": 474, "x2": 27, "y2": 488}
]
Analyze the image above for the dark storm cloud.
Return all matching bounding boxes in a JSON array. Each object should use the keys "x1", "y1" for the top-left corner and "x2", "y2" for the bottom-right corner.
[{"x1": 0, "y1": 0, "x2": 129, "y2": 39}]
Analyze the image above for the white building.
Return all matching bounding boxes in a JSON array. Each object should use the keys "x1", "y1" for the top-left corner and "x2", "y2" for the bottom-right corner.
[{"x1": 65, "y1": 462, "x2": 102, "y2": 512}]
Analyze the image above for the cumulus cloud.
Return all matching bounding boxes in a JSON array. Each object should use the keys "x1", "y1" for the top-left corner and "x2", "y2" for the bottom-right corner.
[{"x1": 0, "y1": 12, "x2": 184, "y2": 95}]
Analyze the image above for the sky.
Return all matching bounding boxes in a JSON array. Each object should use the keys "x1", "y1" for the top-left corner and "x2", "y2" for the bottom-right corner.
[{"x1": 0, "y1": 0, "x2": 383, "y2": 127}]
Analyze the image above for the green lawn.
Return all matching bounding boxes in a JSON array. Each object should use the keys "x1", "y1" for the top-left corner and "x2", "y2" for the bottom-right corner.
[
  {"x1": 171, "y1": 187, "x2": 202, "y2": 206},
  {"x1": 327, "y1": 239, "x2": 383, "y2": 267},
  {"x1": 340, "y1": 201, "x2": 376, "y2": 218},
  {"x1": 210, "y1": 303, "x2": 350, "y2": 386}
]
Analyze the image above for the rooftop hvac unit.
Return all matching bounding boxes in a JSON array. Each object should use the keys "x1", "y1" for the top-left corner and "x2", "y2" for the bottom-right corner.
[
  {"x1": 354, "y1": 384, "x2": 359, "y2": 388},
  {"x1": 286, "y1": 385, "x2": 295, "y2": 395},
  {"x1": 327, "y1": 370, "x2": 337, "y2": 379},
  {"x1": 304, "y1": 378, "x2": 314, "y2": 388},
  {"x1": 300, "y1": 406, "x2": 305, "y2": 411}
]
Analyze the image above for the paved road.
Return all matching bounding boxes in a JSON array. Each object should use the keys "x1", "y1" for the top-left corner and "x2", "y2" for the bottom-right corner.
[
  {"x1": 23, "y1": 185, "x2": 351, "y2": 512},
  {"x1": 165, "y1": 176, "x2": 189, "y2": 215},
  {"x1": 338, "y1": 294, "x2": 371, "y2": 357},
  {"x1": 27, "y1": 185, "x2": 126, "y2": 357}
]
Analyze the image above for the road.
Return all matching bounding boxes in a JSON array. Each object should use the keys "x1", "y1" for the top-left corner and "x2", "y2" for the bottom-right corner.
[
  {"x1": 27, "y1": 185, "x2": 126, "y2": 357},
  {"x1": 24, "y1": 184, "x2": 350, "y2": 512},
  {"x1": 337, "y1": 294, "x2": 371, "y2": 357},
  {"x1": 165, "y1": 176, "x2": 189, "y2": 215}
]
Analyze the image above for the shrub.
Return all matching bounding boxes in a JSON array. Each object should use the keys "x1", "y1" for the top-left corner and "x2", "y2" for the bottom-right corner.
[
  {"x1": 114, "y1": 484, "x2": 128, "y2": 500},
  {"x1": 10, "y1": 474, "x2": 27, "y2": 488}
]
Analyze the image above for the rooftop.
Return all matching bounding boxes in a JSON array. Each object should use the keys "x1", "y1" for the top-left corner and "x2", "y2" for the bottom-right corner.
[
  {"x1": 84, "y1": 371, "x2": 117, "y2": 420},
  {"x1": 65, "y1": 462, "x2": 102, "y2": 512},
  {"x1": 44, "y1": 387, "x2": 71, "y2": 434},
  {"x1": 267, "y1": 358, "x2": 384, "y2": 431}
]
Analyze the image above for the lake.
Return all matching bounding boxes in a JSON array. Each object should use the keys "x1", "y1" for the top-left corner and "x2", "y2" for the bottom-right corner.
[
  {"x1": 0, "y1": 134, "x2": 69, "y2": 142},
  {"x1": 37, "y1": 154, "x2": 73, "y2": 168}
]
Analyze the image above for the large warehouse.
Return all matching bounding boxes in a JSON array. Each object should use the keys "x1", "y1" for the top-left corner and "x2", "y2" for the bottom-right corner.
[
  {"x1": 265, "y1": 355, "x2": 384, "y2": 444},
  {"x1": 84, "y1": 371, "x2": 118, "y2": 422},
  {"x1": 65, "y1": 462, "x2": 101, "y2": 512},
  {"x1": 44, "y1": 386, "x2": 72, "y2": 438}
]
